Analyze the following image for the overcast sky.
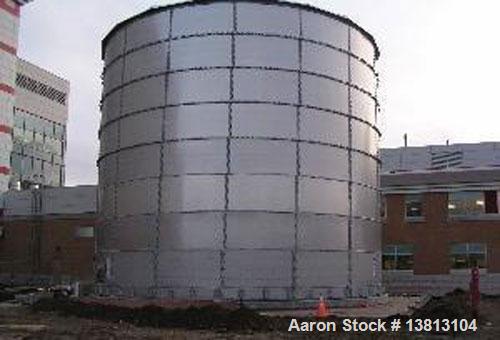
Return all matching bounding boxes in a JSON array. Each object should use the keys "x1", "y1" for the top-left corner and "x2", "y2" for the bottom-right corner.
[{"x1": 18, "y1": 0, "x2": 500, "y2": 185}]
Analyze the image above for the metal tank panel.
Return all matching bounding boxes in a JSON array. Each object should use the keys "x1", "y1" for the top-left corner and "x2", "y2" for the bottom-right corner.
[{"x1": 98, "y1": 0, "x2": 381, "y2": 300}]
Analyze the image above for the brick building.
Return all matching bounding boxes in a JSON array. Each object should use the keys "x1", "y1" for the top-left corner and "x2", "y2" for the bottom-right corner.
[
  {"x1": 0, "y1": 0, "x2": 78, "y2": 285},
  {"x1": 381, "y1": 143, "x2": 500, "y2": 295},
  {"x1": 0, "y1": 185, "x2": 96, "y2": 284}
]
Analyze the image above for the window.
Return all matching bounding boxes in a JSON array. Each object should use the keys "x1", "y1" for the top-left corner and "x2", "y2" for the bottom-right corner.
[
  {"x1": 76, "y1": 226, "x2": 94, "y2": 238},
  {"x1": 33, "y1": 116, "x2": 44, "y2": 134},
  {"x1": 448, "y1": 191, "x2": 498, "y2": 216},
  {"x1": 47, "y1": 138, "x2": 62, "y2": 156},
  {"x1": 13, "y1": 113, "x2": 24, "y2": 128},
  {"x1": 52, "y1": 154, "x2": 62, "y2": 165},
  {"x1": 23, "y1": 129, "x2": 34, "y2": 144},
  {"x1": 34, "y1": 131, "x2": 44, "y2": 145},
  {"x1": 13, "y1": 127, "x2": 24, "y2": 141},
  {"x1": 12, "y1": 140, "x2": 22, "y2": 154},
  {"x1": 10, "y1": 153, "x2": 22, "y2": 175},
  {"x1": 43, "y1": 120, "x2": 54, "y2": 138},
  {"x1": 485, "y1": 191, "x2": 499, "y2": 214},
  {"x1": 33, "y1": 158, "x2": 43, "y2": 173},
  {"x1": 22, "y1": 157, "x2": 33, "y2": 176},
  {"x1": 405, "y1": 194, "x2": 423, "y2": 218},
  {"x1": 60, "y1": 166, "x2": 65, "y2": 182},
  {"x1": 380, "y1": 195, "x2": 387, "y2": 218},
  {"x1": 383, "y1": 244, "x2": 414, "y2": 270},
  {"x1": 42, "y1": 150, "x2": 52, "y2": 162},
  {"x1": 24, "y1": 114, "x2": 35, "y2": 131},
  {"x1": 450, "y1": 243, "x2": 486, "y2": 269},
  {"x1": 54, "y1": 125, "x2": 65, "y2": 140},
  {"x1": 49, "y1": 165, "x2": 61, "y2": 186}
]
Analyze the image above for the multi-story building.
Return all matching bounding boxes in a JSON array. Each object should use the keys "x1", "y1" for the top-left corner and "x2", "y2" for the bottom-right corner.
[
  {"x1": 12, "y1": 58, "x2": 68, "y2": 189},
  {"x1": 0, "y1": 0, "x2": 68, "y2": 192},
  {"x1": 381, "y1": 143, "x2": 500, "y2": 295},
  {"x1": 1, "y1": 0, "x2": 34, "y2": 191}
]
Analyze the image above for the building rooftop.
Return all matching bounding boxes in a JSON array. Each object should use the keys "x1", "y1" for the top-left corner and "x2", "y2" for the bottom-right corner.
[
  {"x1": 381, "y1": 167, "x2": 500, "y2": 193},
  {"x1": 381, "y1": 142, "x2": 500, "y2": 173},
  {"x1": 14, "y1": 0, "x2": 34, "y2": 5}
]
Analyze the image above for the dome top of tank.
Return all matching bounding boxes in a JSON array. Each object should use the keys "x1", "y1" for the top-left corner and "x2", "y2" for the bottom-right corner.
[{"x1": 102, "y1": 0, "x2": 380, "y2": 60}]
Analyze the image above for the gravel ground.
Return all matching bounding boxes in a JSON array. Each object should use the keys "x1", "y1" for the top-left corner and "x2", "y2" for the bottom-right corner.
[{"x1": 0, "y1": 293, "x2": 497, "y2": 339}]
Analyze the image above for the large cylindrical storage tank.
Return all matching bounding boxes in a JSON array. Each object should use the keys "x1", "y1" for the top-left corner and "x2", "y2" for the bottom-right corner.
[{"x1": 97, "y1": 0, "x2": 381, "y2": 301}]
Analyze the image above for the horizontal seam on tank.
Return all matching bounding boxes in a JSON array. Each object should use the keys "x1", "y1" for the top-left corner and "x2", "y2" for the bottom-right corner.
[
  {"x1": 103, "y1": 32, "x2": 376, "y2": 75},
  {"x1": 99, "y1": 105, "x2": 381, "y2": 140},
  {"x1": 97, "y1": 138, "x2": 380, "y2": 164},
  {"x1": 97, "y1": 248, "x2": 376, "y2": 254},
  {"x1": 98, "y1": 102, "x2": 381, "y2": 138},
  {"x1": 100, "y1": 210, "x2": 380, "y2": 224},
  {"x1": 99, "y1": 210, "x2": 379, "y2": 220},
  {"x1": 100, "y1": 213, "x2": 380, "y2": 223},
  {"x1": 99, "y1": 174, "x2": 378, "y2": 192},
  {"x1": 97, "y1": 282, "x2": 355, "y2": 290},
  {"x1": 97, "y1": 142, "x2": 380, "y2": 165},
  {"x1": 100, "y1": 211, "x2": 379, "y2": 225},
  {"x1": 101, "y1": 65, "x2": 377, "y2": 103}
]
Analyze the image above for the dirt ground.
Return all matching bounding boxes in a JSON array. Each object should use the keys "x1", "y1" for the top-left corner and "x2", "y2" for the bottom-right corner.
[{"x1": 0, "y1": 293, "x2": 498, "y2": 339}]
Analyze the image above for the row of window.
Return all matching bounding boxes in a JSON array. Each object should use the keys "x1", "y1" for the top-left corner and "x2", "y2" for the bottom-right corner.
[
  {"x1": 383, "y1": 243, "x2": 486, "y2": 270},
  {"x1": 16, "y1": 73, "x2": 67, "y2": 105},
  {"x1": 13, "y1": 134, "x2": 64, "y2": 158},
  {"x1": 14, "y1": 110, "x2": 66, "y2": 141},
  {"x1": 404, "y1": 191, "x2": 499, "y2": 218},
  {"x1": 0, "y1": 226, "x2": 94, "y2": 239},
  {"x1": 10, "y1": 153, "x2": 64, "y2": 188}
]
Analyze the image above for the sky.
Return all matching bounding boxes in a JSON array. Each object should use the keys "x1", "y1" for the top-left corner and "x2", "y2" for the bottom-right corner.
[{"x1": 18, "y1": 0, "x2": 500, "y2": 185}]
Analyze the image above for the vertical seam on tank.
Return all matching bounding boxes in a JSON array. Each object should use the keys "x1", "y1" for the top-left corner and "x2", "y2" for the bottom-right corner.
[
  {"x1": 153, "y1": 9, "x2": 173, "y2": 296},
  {"x1": 221, "y1": 1, "x2": 237, "y2": 291},
  {"x1": 347, "y1": 27, "x2": 354, "y2": 298},
  {"x1": 108, "y1": 27, "x2": 126, "y2": 295},
  {"x1": 375, "y1": 65, "x2": 381, "y2": 294},
  {"x1": 114, "y1": 29, "x2": 127, "y2": 228},
  {"x1": 292, "y1": 8, "x2": 303, "y2": 300}
]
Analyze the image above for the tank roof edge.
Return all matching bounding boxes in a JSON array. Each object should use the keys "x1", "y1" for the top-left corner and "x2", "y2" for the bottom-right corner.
[{"x1": 101, "y1": 0, "x2": 380, "y2": 60}]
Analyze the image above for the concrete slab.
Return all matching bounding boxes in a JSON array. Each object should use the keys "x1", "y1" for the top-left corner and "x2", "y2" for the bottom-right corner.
[{"x1": 258, "y1": 295, "x2": 429, "y2": 319}]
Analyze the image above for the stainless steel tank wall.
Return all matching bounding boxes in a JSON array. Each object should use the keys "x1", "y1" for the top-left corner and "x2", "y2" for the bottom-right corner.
[{"x1": 98, "y1": 0, "x2": 381, "y2": 300}]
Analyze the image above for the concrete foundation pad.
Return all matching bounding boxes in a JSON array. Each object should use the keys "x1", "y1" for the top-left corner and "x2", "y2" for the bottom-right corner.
[{"x1": 257, "y1": 295, "x2": 429, "y2": 319}]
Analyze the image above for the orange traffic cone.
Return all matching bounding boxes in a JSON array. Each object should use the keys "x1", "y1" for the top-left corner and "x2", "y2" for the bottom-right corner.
[{"x1": 315, "y1": 296, "x2": 329, "y2": 318}]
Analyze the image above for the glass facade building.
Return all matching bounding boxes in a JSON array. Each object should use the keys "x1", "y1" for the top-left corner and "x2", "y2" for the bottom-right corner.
[
  {"x1": 11, "y1": 59, "x2": 69, "y2": 190},
  {"x1": 11, "y1": 108, "x2": 65, "y2": 189}
]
